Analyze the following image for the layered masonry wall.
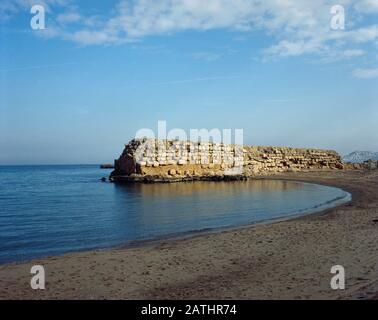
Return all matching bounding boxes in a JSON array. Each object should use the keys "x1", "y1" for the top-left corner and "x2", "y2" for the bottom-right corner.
[{"x1": 110, "y1": 139, "x2": 344, "y2": 182}]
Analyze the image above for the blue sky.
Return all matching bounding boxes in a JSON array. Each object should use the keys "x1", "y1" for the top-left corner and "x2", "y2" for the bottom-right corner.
[{"x1": 0, "y1": 0, "x2": 377, "y2": 164}]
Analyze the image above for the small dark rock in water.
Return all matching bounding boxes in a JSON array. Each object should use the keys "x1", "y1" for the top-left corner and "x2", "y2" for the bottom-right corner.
[
  {"x1": 372, "y1": 218, "x2": 378, "y2": 223},
  {"x1": 100, "y1": 177, "x2": 107, "y2": 182},
  {"x1": 100, "y1": 164, "x2": 114, "y2": 169}
]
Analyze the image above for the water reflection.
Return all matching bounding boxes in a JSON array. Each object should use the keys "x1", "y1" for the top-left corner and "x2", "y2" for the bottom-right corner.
[
  {"x1": 111, "y1": 179, "x2": 349, "y2": 241},
  {"x1": 0, "y1": 165, "x2": 350, "y2": 263},
  {"x1": 114, "y1": 180, "x2": 302, "y2": 199}
]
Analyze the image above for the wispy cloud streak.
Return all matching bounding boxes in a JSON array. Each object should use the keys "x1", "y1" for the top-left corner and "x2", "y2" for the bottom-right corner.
[
  {"x1": 0, "y1": 62, "x2": 77, "y2": 72},
  {"x1": 145, "y1": 75, "x2": 251, "y2": 86}
]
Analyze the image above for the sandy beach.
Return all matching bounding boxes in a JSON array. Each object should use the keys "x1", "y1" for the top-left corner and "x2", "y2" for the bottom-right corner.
[{"x1": 1, "y1": 170, "x2": 377, "y2": 300}]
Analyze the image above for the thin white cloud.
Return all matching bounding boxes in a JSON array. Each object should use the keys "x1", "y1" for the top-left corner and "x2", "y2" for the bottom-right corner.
[
  {"x1": 0, "y1": 62, "x2": 77, "y2": 72},
  {"x1": 343, "y1": 49, "x2": 365, "y2": 58},
  {"x1": 263, "y1": 39, "x2": 327, "y2": 58},
  {"x1": 0, "y1": 0, "x2": 70, "y2": 15},
  {"x1": 354, "y1": 0, "x2": 378, "y2": 13},
  {"x1": 192, "y1": 52, "x2": 221, "y2": 61},
  {"x1": 67, "y1": 30, "x2": 123, "y2": 45},
  {"x1": 353, "y1": 68, "x2": 378, "y2": 79},
  {"x1": 145, "y1": 75, "x2": 250, "y2": 86},
  {"x1": 263, "y1": 99, "x2": 297, "y2": 103},
  {"x1": 346, "y1": 25, "x2": 378, "y2": 43},
  {"x1": 56, "y1": 12, "x2": 82, "y2": 25}
]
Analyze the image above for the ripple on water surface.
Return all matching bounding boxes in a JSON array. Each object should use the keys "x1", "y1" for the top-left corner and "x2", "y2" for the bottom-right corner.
[{"x1": 0, "y1": 165, "x2": 351, "y2": 263}]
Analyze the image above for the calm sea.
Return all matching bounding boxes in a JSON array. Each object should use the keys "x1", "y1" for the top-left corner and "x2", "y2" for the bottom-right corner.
[{"x1": 0, "y1": 165, "x2": 350, "y2": 263}]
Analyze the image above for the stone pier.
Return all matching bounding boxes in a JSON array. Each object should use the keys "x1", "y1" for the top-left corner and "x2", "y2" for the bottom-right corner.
[{"x1": 110, "y1": 138, "x2": 344, "y2": 183}]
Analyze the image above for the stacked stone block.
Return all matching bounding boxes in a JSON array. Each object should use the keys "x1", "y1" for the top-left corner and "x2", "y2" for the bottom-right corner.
[{"x1": 111, "y1": 138, "x2": 343, "y2": 179}]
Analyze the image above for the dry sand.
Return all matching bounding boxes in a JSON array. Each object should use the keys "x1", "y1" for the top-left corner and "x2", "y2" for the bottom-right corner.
[{"x1": 0, "y1": 170, "x2": 377, "y2": 300}]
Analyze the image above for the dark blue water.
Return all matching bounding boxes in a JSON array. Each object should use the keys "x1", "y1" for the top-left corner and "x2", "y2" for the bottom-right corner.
[{"x1": 0, "y1": 165, "x2": 350, "y2": 264}]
